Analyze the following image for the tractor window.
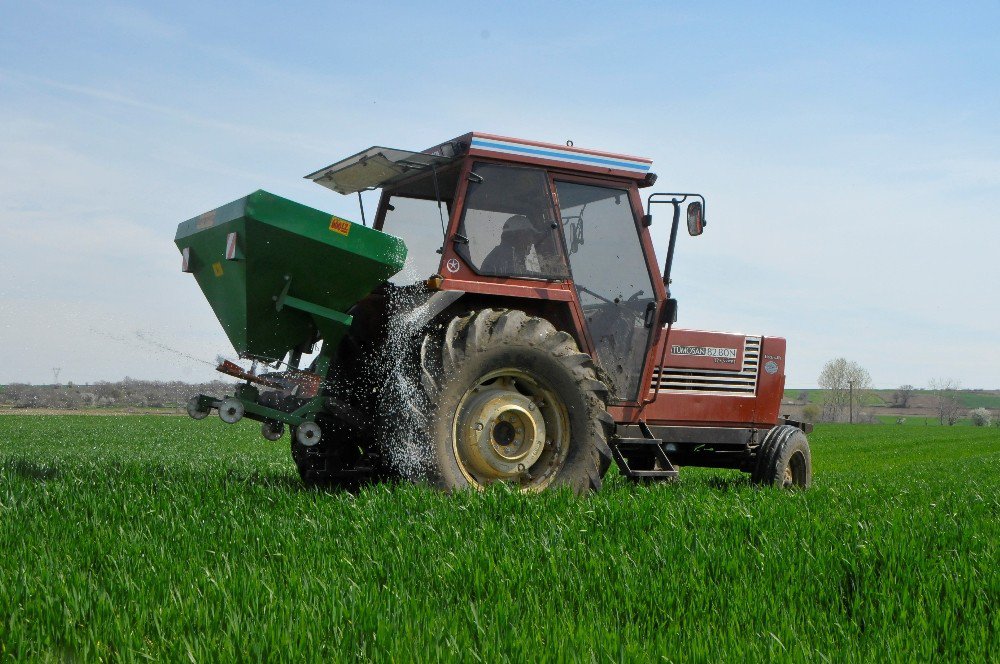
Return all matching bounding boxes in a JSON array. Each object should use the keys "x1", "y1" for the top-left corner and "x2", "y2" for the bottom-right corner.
[
  {"x1": 456, "y1": 163, "x2": 568, "y2": 279},
  {"x1": 556, "y1": 181, "x2": 656, "y2": 400},
  {"x1": 381, "y1": 196, "x2": 447, "y2": 282},
  {"x1": 379, "y1": 166, "x2": 458, "y2": 283}
]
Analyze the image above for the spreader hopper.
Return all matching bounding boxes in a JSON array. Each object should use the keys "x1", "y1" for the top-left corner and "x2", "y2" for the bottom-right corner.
[{"x1": 175, "y1": 190, "x2": 406, "y2": 362}]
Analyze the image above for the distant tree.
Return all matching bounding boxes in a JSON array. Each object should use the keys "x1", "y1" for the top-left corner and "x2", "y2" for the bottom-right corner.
[
  {"x1": 856, "y1": 411, "x2": 880, "y2": 424},
  {"x1": 818, "y1": 358, "x2": 872, "y2": 422},
  {"x1": 970, "y1": 408, "x2": 991, "y2": 427},
  {"x1": 0, "y1": 379, "x2": 236, "y2": 410},
  {"x1": 892, "y1": 384, "x2": 915, "y2": 408},
  {"x1": 797, "y1": 390, "x2": 810, "y2": 404},
  {"x1": 3, "y1": 383, "x2": 41, "y2": 408},
  {"x1": 928, "y1": 378, "x2": 962, "y2": 425},
  {"x1": 802, "y1": 403, "x2": 821, "y2": 422}
]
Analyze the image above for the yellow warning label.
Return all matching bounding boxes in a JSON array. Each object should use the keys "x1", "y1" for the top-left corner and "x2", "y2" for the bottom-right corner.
[
  {"x1": 212, "y1": 262, "x2": 224, "y2": 277},
  {"x1": 329, "y1": 217, "x2": 351, "y2": 236}
]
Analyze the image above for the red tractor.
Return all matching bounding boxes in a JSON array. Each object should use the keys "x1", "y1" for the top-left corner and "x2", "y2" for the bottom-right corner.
[{"x1": 180, "y1": 133, "x2": 812, "y2": 492}]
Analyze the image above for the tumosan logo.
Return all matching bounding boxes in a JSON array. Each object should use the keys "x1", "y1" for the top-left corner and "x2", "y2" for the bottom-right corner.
[{"x1": 671, "y1": 345, "x2": 738, "y2": 359}]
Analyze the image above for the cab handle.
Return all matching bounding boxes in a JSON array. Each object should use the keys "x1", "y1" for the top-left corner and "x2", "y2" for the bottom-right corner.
[{"x1": 644, "y1": 301, "x2": 657, "y2": 328}]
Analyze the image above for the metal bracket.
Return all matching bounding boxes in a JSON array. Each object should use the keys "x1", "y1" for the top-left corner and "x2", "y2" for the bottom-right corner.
[
  {"x1": 610, "y1": 423, "x2": 679, "y2": 480},
  {"x1": 273, "y1": 276, "x2": 354, "y2": 369}
]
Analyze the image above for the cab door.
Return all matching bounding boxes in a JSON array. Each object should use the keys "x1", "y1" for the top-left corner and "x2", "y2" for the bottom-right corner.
[{"x1": 554, "y1": 180, "x2": 660, "y2": 403}]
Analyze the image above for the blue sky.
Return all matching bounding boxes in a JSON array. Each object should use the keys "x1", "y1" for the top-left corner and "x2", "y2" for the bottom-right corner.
[{"x1": 1, "y1": 1, "x2": 998, "y2": 388}]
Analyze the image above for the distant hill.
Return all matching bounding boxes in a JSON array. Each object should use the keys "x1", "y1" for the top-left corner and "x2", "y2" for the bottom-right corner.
[
  {"x1": 780, "y1": 388, "x2": 1000, "y2": 425},
  {"x1": 783, "y1": 388, "x2": 1000, "y2": 410}
]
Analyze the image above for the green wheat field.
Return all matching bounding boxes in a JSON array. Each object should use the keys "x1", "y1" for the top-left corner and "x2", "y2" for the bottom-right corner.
[{"x1": 1, "y1": 415, "x2": 997, "y2": 661}]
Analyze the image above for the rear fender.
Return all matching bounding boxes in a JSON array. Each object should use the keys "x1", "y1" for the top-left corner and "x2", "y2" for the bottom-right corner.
[{"x1": 426, "y1": 291, "x2": 585, "y2": 350}]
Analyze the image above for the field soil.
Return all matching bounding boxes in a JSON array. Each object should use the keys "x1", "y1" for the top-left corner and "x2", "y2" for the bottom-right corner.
[{"x1": 1, "y1": 416, "x2": 998, "y2": 660}]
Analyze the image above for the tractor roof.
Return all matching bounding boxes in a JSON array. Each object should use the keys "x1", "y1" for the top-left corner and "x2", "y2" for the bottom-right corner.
[
  {"x1": 457, "y1": 132, "x2": 652, "y2": 181},
  {"x1": 306, "y1": 133, "x2": 654, "y2": 195}
]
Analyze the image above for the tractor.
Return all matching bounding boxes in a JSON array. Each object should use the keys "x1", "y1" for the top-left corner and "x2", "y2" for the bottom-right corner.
[{"x1": 176, "y1": 133, "x2": 812, "y2": 492}]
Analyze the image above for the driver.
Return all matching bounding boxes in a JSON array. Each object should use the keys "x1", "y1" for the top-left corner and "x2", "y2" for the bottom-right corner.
[{"x1": 481, "y1": 215, "x2": 538, "y2": 274}]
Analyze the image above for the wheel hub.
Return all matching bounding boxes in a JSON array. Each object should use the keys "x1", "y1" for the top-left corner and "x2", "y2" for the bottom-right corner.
[
  {"x1": 457, "y1": 383, "x2": 547, "y2": 480},
  {"x1": 492, "y1": 420, "x2": 517, "y2": 446}
]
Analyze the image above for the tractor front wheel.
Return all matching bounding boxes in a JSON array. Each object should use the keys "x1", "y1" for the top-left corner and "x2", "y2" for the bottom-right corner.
[
  {"x1": 752, "y1": 424, "x2": 812, "y2": 488},
  {"x1": 418, "y1": 309, "x2": 614, "y2": 493}
]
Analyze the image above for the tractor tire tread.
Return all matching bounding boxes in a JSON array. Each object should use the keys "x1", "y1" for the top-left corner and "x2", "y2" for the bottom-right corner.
[
  {"x1": 420, "y1": 308, "x2": 614, "y2": 493},
  {"x1": 752, "y1": 424, "x2": 812, "y2": 488}
]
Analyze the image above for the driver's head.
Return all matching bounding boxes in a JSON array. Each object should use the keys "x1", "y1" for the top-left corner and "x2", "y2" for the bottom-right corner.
[{"x1": 501, "y1": 215, "x2": 536, "y2": 251}]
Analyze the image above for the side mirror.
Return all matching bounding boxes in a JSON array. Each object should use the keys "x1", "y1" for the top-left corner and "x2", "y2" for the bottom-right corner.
[{"x1": 686, "y1": 201, "x2": 705, "y2": 236}]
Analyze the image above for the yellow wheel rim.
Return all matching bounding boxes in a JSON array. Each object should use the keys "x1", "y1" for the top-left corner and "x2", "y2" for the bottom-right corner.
[{"x1": 452, "y1": 369, "x2": 570, "y2": 491}]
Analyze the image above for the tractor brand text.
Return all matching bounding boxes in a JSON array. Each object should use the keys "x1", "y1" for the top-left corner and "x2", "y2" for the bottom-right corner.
[{"x1": 671, "y1": 345, "x2": 738, "y2": 359}]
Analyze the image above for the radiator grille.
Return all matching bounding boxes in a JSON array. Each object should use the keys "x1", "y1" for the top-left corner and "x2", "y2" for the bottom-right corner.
[{"x1": 651, "y1": 336, "x2": 761, "y2": 395}]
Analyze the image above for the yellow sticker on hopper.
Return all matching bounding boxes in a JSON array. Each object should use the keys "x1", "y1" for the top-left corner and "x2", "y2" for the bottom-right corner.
[
  {"x1": 212, "y1": 262, "x2": 224, "y2": 277},
  {"x1": 329, "y1": 217, "x2": 351, "y2": 236}
]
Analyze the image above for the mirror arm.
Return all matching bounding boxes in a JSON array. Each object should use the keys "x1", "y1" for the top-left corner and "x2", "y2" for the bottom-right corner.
[
  {"x1": 662, "y1": 200, "x2": 681, "y2": 292},
  {"x1": 645, "y1": 192, "x2": 707, "y2": 229},
  {"x1": 643, "y1": 192, "x2": 708, "y2": 294}
]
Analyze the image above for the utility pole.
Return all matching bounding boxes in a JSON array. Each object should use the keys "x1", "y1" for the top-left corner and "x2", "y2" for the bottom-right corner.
[
  {"x1": 52, "y1": 367, "x2": 62, "y2": 386},
  {"x1": 848, "y1": 380, "x2": 854, "y2": 424}
]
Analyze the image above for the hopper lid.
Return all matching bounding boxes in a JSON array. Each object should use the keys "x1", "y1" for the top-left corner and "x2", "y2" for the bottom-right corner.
[{"x1": 306, "y1": 144, "x2": 461, "y2": 195}]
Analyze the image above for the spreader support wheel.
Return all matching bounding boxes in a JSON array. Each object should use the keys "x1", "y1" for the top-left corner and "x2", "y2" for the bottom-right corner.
[
  {"x1": 218, "y1": 398, "x2": 245, "y2": 424},
  {"x1": 261, "y1": 420, "x2": 285, "y2": 441},
  {"x1": 186, "y1": 396, "x2": 210, "y2": 420},
  {"x1": 295, "y1": 421, "x2": 322, "y2": 447}
]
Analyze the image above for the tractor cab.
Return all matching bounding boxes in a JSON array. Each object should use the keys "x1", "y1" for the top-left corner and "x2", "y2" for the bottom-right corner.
[{"x1": 306, "y1": 133, "x2": 664, "y2": 403}]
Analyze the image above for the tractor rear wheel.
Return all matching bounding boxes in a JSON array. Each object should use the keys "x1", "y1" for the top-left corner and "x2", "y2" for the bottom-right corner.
[
  {"x1": 417, "y1": 309, "x2": 614, "y2": 493},
  {"x1": 752, "y1": 424, "x2": 812, "y2": 488}
]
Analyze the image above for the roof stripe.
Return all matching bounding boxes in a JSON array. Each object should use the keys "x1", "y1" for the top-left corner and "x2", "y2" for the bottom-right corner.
[{"x1": 470, "y1": 137, "x2": 651, "y2": 173}]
